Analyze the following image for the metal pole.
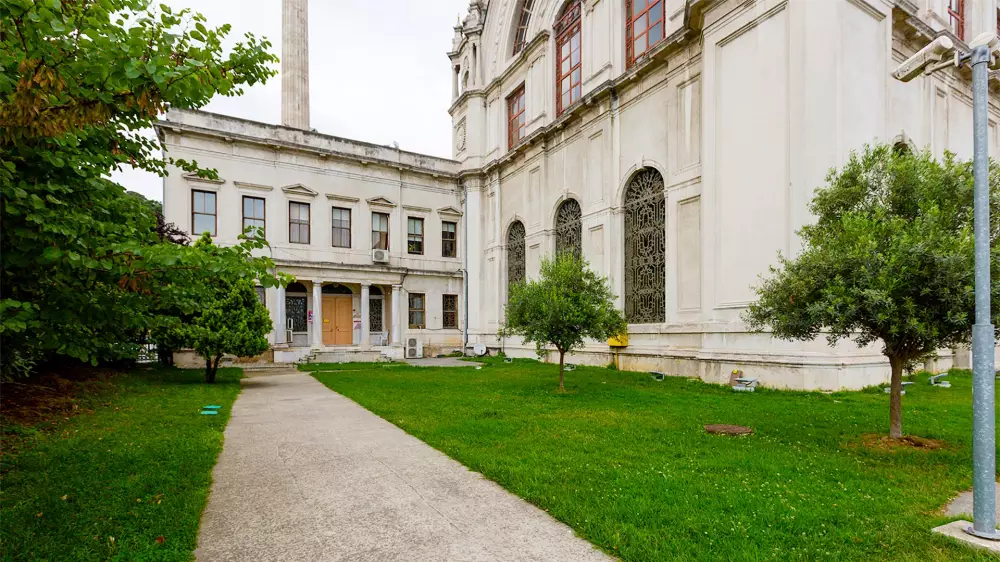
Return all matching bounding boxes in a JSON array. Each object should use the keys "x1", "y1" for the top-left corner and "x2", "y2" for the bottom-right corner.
[{"x1": 968, "y1": 44, "x2": 1000, "y2": 541}]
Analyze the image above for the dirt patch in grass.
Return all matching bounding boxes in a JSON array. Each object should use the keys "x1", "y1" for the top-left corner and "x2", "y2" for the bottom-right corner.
[
  {"x1": 704, "y1": 423, "x2": 754, "y2": 436},
  {"x1": 860, "y1": 433, "x2": 947, "y2": 451}
]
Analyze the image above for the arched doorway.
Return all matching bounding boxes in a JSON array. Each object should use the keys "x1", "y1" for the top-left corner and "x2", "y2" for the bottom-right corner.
[
  {"x1": 623, "y1": 168, "x2": 666, "y2": 323},
  {"x1": 321, "y1": 284, "x2": 353, "y2": 345}
]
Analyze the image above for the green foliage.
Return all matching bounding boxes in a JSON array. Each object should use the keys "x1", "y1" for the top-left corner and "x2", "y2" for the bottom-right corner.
[
  {"x1": 184, "y1": 279, "x2": 272, "y2": 384},
  {"x1": 0, "y1": 0, "x2": 281, "y2": 377},
  {"x1": 1, "y1": 367, "x2": 242, "y2": 560},
  {"x1": 313, "y1": 363, "x2": 991, "y2": 562},
  {"x1": 505, "y1": 253, "x2": 626, "y2": 390},
  {"x1": 744, "y1": 142, "x2": 1000, "y2": 437}
]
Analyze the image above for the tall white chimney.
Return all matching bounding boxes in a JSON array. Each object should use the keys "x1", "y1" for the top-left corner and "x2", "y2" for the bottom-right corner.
[{"x1": 282, "y1": 0, "x2": 310, "y2": 129}]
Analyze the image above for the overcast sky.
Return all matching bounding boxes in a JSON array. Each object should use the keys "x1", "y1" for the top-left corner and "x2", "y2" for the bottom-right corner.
[{"x1": 113, "y1": 0, "x2": 469, "y2": 201}]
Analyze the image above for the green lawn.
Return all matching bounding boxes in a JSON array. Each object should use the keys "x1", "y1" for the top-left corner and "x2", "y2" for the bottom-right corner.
[
  {"x1": 1, "y1": 367, "x2": 242, "y2": 562},
  {"x1": 310, "y1": 359, "x2": 997, "y2": 562}
]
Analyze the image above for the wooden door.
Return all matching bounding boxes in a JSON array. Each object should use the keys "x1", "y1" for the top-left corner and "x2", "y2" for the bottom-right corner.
[
  {"x1": 321, "y1": 298, "x2": 336, "y2": 345},
  {"x1": 334, "y1": 297, "x2": 353, "y2": 345}
]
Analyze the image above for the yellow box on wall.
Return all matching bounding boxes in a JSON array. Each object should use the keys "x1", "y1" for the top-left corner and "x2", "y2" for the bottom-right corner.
[{"x1": 608, "y1": 333, "x2": 629, "y2": 347}]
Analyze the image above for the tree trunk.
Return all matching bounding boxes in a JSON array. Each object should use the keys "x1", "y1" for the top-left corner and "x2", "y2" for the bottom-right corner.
[
  {"x1": 204, "y1": 358, "x2": 215, "y2": 384},
  {"x1": 888, "y1": 355, "x2": 904, "y2": 439},
  {"x1": 558, "y1": 350, "x2": 565, "y2": 392}
]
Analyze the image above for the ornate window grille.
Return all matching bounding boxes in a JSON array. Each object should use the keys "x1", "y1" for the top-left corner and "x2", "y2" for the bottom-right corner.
[
  {"x1": 623, "y1": 168, "x2": 665, "y2": 324},
  {"x1": 555, "y1": 199, "x2": 582, "y2": 257},
  {"x1": 369, "y1": 286, "x2": 384, "y2": 332},
  {"x1": 512, "y1": 0, "x2": 534, "y2": 55},
  {"x1": 626, "y1": 0, "x2": 666, "y2": 68},
  {"x1": 507, "y1": 221, "x2": 526, "y2": 290},
  {"x1": 555, "y1": 1, "x2": 582, "y2": 116},
  {"x1": 443, "y1": 294, "x2": 459, "y2": 329}
]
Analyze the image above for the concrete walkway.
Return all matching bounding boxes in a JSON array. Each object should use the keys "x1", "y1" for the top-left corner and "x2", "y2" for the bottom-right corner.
[{"x1": 196, "y1": 373, "x2": 610, "y2": 562}]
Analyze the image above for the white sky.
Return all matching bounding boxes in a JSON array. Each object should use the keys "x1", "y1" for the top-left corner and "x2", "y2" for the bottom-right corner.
[{"x1": 113, "y1": 0, "x2": 469, "y2": 201}]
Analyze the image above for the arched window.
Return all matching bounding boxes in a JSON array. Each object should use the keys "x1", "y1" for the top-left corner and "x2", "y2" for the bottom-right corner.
[
  {"x1": 555, "y1": 199, "x2": 582, "y2": 257},
  {"x1": 512, "y1": 0, "x2": 535, "y2": 56},
  {"x1": 321, "y1": 284, "x2": 352, "y2": 295},
  {"x1": 626, "y1": 0, "x2": 665, "y2": 68},
  {"x1": 507, "y1": 221, "x2": 526, "y2": 289},
  {"x1": 555, "y1": 1, "x2": 582, "y2": 116},
  {"x1": 623, "y1": 168, "x2": 665, "y2": 324}
]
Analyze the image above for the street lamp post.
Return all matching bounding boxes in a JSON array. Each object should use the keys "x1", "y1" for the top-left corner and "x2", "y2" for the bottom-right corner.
[{"x1": 893, "y1": 34, "x2": 999, "y2": 541}]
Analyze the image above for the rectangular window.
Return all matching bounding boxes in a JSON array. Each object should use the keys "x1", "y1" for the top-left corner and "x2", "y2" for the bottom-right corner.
[
  {"x1": 555, "y1": 2, "x2": 582, "y2": 116},
  {"x1": 192, "y1": 190, "x2": 217, "y2": 236},
  {"x1": 372, "y1": 212, "x2": 390, "y2": 250},
  {"x1": 443, "y1": 294, "x2": 458, "y2": 329},
  {"x1": 331, "y1": 207, "x2": 351, "y2": 248},
  {"x1": 289, "y1": 201, "x2": 310, "y2": 244},
  {"x1": 242, "y1": 196, "x2": 266, "y2": 236},
  {"x1": 507, "y1": 85, "x2": 526, "y2": 149},
  {"x1": 442, "y1": 221, "x2": 457, "y2": 258},
  {"x1": 408, "y1": 293, "x2": 425, "y2": 329},
  {"x1": 949, "y1": 0, "x2": 964, "y2": 41},
  {"x1": 627, "y1": 0, "x2": 665, "y2": 67},
  {"x1": 407, "y1": 217, "x2": 424, "y2": 255}
]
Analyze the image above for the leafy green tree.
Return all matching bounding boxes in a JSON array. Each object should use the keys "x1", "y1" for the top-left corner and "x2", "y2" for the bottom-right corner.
[
  {"x1": 185, "y1": 277, "x2": 272, "y2": 384},
  {"x1": 505, "y1": 253, "x2": 626, "y2": 391},
  {"x1": 0, "y1": 0, "x2": 279, "y2": 377},
  {"x1": 744, "y1": 143, "x2": 1000, "y2": 439}
]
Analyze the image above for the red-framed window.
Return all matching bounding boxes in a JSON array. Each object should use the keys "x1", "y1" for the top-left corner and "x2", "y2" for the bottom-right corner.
[
  {"x1": 512, "y1": 0, "x2": 534, "y2": 56},
  {"x1": 626, "y1": 0, "x2": 665, "y2": 67},
  {"x1": 948, "y1": 0, "x2": 965, "y2": 41},
  {"x1": 555, "y1": 1, "x2": 582, "y2": 116},
  {"x1": 507, "y1": 85, "x2": 526, "y2": 149}
]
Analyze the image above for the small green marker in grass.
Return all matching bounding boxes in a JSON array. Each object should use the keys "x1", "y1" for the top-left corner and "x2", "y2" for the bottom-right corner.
[
  {"x1": 202, "y1": 405, "x2": 222, "y2": 410},
  {"x1": 200, "y1": 410, "x2": 218, "y2": 416}
]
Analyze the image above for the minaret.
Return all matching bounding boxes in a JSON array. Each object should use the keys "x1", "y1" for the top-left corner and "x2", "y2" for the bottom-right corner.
[{"x1": 281, "y1": 0, "x2": 310, "y2": 129}]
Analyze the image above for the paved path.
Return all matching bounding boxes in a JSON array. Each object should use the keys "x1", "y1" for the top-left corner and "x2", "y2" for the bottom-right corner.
[{"x1": 196, "y1": 373, "x2": 610, "y2": 562}]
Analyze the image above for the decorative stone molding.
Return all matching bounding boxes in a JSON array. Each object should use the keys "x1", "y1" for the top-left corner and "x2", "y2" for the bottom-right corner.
[
  {"x1": 281, "y1": 184, "x2": 318, "y2": 197},
  {"x1": 326, "y1": 193, "x2": 360, "y2": 203},
  {"x1": 234, "y1": 181, "x2": 273, "y2": 192},
  {"x1": 437, "y1": 206, "x2": 463, "y2": 217},
  {"x1": 455, "y1": 119, "x2": 467, "y2": 152},
  {"x1": 182, "y1": 172, "x2": 225, "y2": 185},
  {"x1": 402, "y1": 204, "x2": 432, "y2": 215},
  {"x1": 366, "y1": 196, "x2": 397, "y2": 209}
]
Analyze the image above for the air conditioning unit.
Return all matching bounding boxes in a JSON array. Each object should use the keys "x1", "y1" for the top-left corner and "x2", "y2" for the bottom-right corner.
[
  {"x1": 372, "y1": 249, "x2": 389, "y2": 263},
  {"x1": 405, "y1": 337, "x2": 423, "y2": 359}
]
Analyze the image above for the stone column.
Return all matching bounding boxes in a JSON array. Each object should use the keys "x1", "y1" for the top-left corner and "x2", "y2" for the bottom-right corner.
[
  {"x1": 275, "y1": 286, "x2": 286, "y2": 345},
  {"x1": 360, "y1": 284, "x2": 371, "y2": 349},
  {"x1": 391, "y1": 285, "x2": 402, "y2": 345},
  {"x1": 311, "y1": 281, "x2": 322, "y2": 348},
  {"x1": 282, "y1": 0, "x2": 310, "y2": 129}
]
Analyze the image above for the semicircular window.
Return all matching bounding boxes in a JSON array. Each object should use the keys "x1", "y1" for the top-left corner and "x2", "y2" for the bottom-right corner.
[
  {"x1": 507, "y1": 221, "x2": 526, "y2": 291},
  {"x1": 554, "y1": 199, "x2": 582, "y2": 258},
  {"x1": 623, "y1": 168, "x2": 665, "y2": 324},
  {"x1": 321, "y1": 284, "x2": 353, "y2": 295},
  {"x1": 286, "y1": 282, "x2": 307, "y2": 293}
]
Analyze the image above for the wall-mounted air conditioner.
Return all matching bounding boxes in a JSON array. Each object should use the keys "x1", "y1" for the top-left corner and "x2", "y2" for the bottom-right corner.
[
  {"x1": 405, "y1": 337, "x2": 423, "y2": 359},
  {"x1": 372, "y1": 249, "x2": 390, "y2": 263}
]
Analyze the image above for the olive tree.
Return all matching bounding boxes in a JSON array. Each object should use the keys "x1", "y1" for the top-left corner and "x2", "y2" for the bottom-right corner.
[
  {"x1": 744, "y1": 143, "x2": 1000, "y2": 439},
  {"x1": 505, "y1": 253, "x2": 626, "y2": 391}
]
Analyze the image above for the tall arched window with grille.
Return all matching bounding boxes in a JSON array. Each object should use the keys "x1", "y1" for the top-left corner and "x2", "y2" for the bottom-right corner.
[
  {"x1": 554, "y1": 199, "x2": 582, "y2": 257},
  {"x1": 555, "y1": 1, "x2": 582, "y2": 116},
  {"x1": 512, "y1": 0, "x2": 534, "y2": 56},
  {"x1": 507, "y1": 221, "x2": 526, "y2": 291},
  {"x1": 623, "y1": 168, "x2": 665, "y2": 323}
]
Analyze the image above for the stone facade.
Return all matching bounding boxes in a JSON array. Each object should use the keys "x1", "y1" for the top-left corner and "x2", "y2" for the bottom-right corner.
[
  {"x1": 159, "y1": 0, "x2": 1000, "y2": 388},
  {"x1": 448, "y1": 0, "x2": 1000, "y2": 390}
]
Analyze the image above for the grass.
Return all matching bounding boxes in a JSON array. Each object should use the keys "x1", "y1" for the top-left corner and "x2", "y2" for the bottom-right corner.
[
  {"x1": 1, "y1": 367, "x2": 242, "y2": 561},
  {"x1": 310, "y1": 359, "x2": 998, "y2": 561}
]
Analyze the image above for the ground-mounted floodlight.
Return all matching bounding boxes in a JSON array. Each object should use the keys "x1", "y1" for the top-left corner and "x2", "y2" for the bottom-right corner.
[{"x1": 893, "y1": 34, "x2": 1000, "y2": 545}]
